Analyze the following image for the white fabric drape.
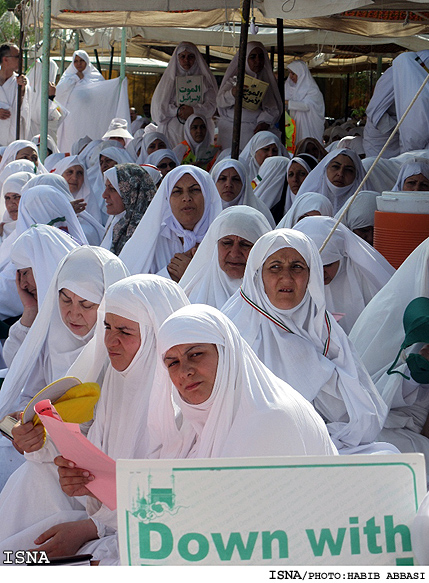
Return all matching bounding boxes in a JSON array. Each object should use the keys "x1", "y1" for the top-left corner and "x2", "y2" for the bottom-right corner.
[
  {"x1": 149, "y1": 303, "x2": 338, "y2": 460},
  {"x1": 251, "y1": 155, "x2": 290, "y2": 211},
  {"x1": 179, "y1": 206, "x2": 272, "y2": 309},
  {"x1": 284, "y1": 60, "x2": 325, "y2": 143},
  {"x1": 222, "y1": 228, "x2": 390, "y2": 452},
  {"x1": 294, "y1": 216, "x2": 395, "y2": 334},
  {"x1": 277, "y1": 191, "x2": 333, "y2": 229},
  {"x1": 119, "y1": 165, "x2": 222, "y2": 275},
  {"x1": 334, "y1": 190, "x2": 378, "y2": 231},
  {"x1": 239, "y1": 131, "x2": 288, "y2": 180}
]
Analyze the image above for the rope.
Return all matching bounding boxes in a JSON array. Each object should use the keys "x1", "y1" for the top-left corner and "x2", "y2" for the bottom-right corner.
[{"x1": 318, "y1": 63, "x2": 429, "y2": 253}]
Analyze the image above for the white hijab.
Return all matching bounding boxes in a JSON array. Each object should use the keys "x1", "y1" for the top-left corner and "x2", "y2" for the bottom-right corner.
[
  {"x1": 119, "y1": 165, "x2": 222, "y2": 275},
  {"x1": 57, "y1": 50, "x2": 104, "y2": 86},
  {"x1": 66, "y1": 274, "x2": 190, "y2": 527},
  {"x1": 0, "y1": 246, "x2": 129, "y2": 419},
  {"x1": 392, "y1": 159, "x2": 429, "y2": 191},
  {"x1": 251, "y1": 156, "x2": 290, "y2": 210},
  {"x1": 277, "y1": 191, "x2": 334, "y2": 229},
  {"x1": 10, "y1": 223, "x2": 80, "y2": 305},
  {"x1": 239, "y1": 131, "x2": 288, "y2": 179},
  {"x1": 294, "y1": 216, "x2": 395, "y2": 333},
  {"x1": 284, "y1": 154, "x2": 319, "y2": 212},
  {"x1": 222, "y1": 228, "x2": 388, "y2": 451},
  {"x1": 149, "y1": 303, "x2": 337, "y2": 460},
  {"x1": 0, "y1": 140, "x2": 47, "y2": 176},
  {"x1": 334, "y1": 190, "x2": 378, "y2": 231},
  {"x1": 296, "y1": 148, "x2": 374, "y2": 213},
  {"x1": 136, "y1": 131, "x2": 172, "y2": 165},
  {"x1": 210, "y1": 158, "x2": 275, "y2": 226},
  {"x1": 284, "y1": 59, "x2": 325, "y2": 143},
  {"x1": 0, "y1": 159, "x2": 37, "y2": 195},
  {"x1": 179, "y1": 206, "x2": 272, "y2": 309},
  {"x1": 0, "y1": 170, "x2": 34, "y2": 234},
  {"x1": 174, "y1": 113, "x2": 216, "y2": 163}
]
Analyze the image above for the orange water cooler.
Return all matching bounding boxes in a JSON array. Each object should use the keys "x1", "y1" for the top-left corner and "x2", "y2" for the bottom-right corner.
[{"x1": 373, "y1": 192, "x2": 429, "y2": 269}]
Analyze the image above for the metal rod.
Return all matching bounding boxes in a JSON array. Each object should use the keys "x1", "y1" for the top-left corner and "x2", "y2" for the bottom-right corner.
[
  {"x1": 94, "y1": 49, "x2": 101, "y2": 74},
  {"x1": 120, "y1": 27, "x2": 126, "y2": 80},
  {"x1": 231, "y1": 0, "x2": 250, "y2": 159},
  {"x1": 15, "y1": 2, "x2": 25, "y2": 139},
  {"x1": 277, "y1": 18, "x2": 285, "y2": 145},
  {"x1": 109, "y1": 44, "x2": 114, "y2": 79},
  {"x1": 39, "y1": 0, "x2": 51, "y2": 162}
]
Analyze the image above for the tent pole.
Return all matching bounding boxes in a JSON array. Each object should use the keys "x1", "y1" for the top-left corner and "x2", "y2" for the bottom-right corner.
[
  {"x1": 277, "y1": 18, "x2": 285, "y2": 145},
  {"x1": 94, "y1": 49, "x2": 102, "y2": 73},
  {"x1": 231, "y1": 0, "x2": 250, "y2": 159},
  {"x1": 109, "y1": 45, "x2": 114, "y2": 79},
  {"x1": 15, "y1": 3, "x2": 24, "y2": 140},
  {"x1": 59, "y1": 29, "x2": 66, "y2": 76},
  {"x1": 120, "y1": 27, "x2": 126, "y2": 80},
  {"x1": 39, "y1": 0, "x2": 51, "y2": 162}
]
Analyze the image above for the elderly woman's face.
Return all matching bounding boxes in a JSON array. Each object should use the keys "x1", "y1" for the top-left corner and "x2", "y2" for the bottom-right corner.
[
  {"x1": 189, "y1": 117, "x2": 207, "y2": 144},
  {"x1": 247, "y1": 47, "x2": 264, "y2": 74},
  {"x1": 4, "y1": 192, "x2": 20, "y2": 220},
  {"x1": 215, "y1": 167, "x2": 243, "y2": 202},
  {"x1": 262, "y1": 247, "x2": 309, "y2": 310},
  {"x1": 59, "y1": 288, "x2": 99, "y2": 336},
  {"x1": 16, "y1": 147, "x2": 38, "y2": 166},
  {"x1": 287, "y1": 161, "x2": 309, "y2": 195},
  {"x1": 402, "y1": 173, "x2": 429, "y2": 191},
  {"x1": 163, "y1": 343, "x2": 218, "y2": 405},
  {"x1": 170, "y1": 173, "x2": 205, "y2": 230},
  {"x1": 255, "y1": 143, "x2": 278, "y2": 167},
  {"x1": 323, "y1": 261, "x2": 340, "y2": 285},
  {"x1": 178, "y1": 50, "x2": 196, "y2": 71},
  {"x1": 99, "y1": 155, "x2": 116, "y2": 174},
  {"x1": 18, "y1": 267, "x2": 37, "y2": 300},
  {"x1": 218, "y1": 235, "x2": 253, "y2": 279},
  {"x1": 104, "y1": 312, "x2": 141, "y2": 371},
  {"x1": 326, "y1": 154, "x2": 356, "y2": 188},
  {"x1": 62, "y1": 165, "x2": 84, "y2": 194},
  {"x1": 102, "y1": 179, "x2": 125, "y2": 215},
  {"x1": 147, "y1": 138, "x2": 166, "y2": 155}
]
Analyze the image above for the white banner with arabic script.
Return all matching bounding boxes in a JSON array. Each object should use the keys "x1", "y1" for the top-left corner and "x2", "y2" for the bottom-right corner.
[{"x1": 176, "y1": 75, "x2": 203, "y2": 106}]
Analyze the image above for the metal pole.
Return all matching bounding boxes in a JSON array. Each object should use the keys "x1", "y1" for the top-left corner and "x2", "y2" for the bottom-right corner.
[
  {"x1": 109, "y1": 45, "x2": 114, "y2": 79},
  {"x1": 15, "y1": 3, "x2": 25, "y2": 139},
  {"x1": 59, "y1": 29, "x2": 66, "y2": 76},
  {"x1": 39, "y1": 0, "x2": 51, "y2": 162},
  {"x1": 74, "y1": 30, "x2": 79, "y2": 51},
  {"x1": 277, "y1": 18, "x2": 285, "y2": 145},
  {"x1": 231, "y1": 0, "x2": 250, "y2": 159},
  {"x1": 94, "y1": 49, "x2": 102, "y2": 73},
  {"x1": 120, "y1": 27, "x2": 126, "y2": 80}
]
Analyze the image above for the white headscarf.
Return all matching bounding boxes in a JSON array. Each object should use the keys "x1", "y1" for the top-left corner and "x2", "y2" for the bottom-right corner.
[
  {"x1": 0, "y1": 140, "x2": 47, "y2": 176},
  {"x1": 251, "y1": 155, "x2": 290, "y2": 211},
  {"x1": 0, "y1": 159, "x2": 37, "y2": 194},
  {"x1": 283, "y1": 154, "x2": 319, "y2": 212},
  {"x1": 239, "y1": 131, "x2": 289, "y2": 179},
  {"x1": 277, "y1": 191, "x2": 333, "y2": 229},
  {"x1": 66, "y1": 274, "x2": 190, "y2": 527},
  {"x1": 222, "y1": 228, "x2": 389, "y2": 451},
  {"x1": 136, "y1": 131, "x2": 172, "y2": 165},
  {"x1": 119, "y1": 165, "x2": 222, "y2": 275},
  {"x1": 149, "y1": 303, "x2": 337, "y2": 460},
  {"x1": 284, "y1": 59, "x2": 325, "y2": 143},
  {"x1": 179, "y1": 206, "x2": 272, "y2": 309},
  {"x1": 145, "y1": 148, "x2": 180, "y2": 170},
  {"x1": 334, "y1": 190, "x2": 378, "y2": 231},
  {"x1": 0, "y1": 246, "x2": 129, "y2": 419},
  {"x1": 58, "y1": 50, "x2": 104, "y2": 84},
  {"x1": 294, "y1": 216, "x2": 395, "y2": 333},
  {"x1": 10, "y1": 223, "x2": 80, "y2": 305},
  {"x1": 0, "y1": 170, "x2": 34, "y2": 232},
  {"x1": 296, "y1": 148, "x2": 375, "y2": 213},
  {"x1": 174, "y1": 113, "x2": 217, "y2": 166},
  {"x1": 210, "y1": 158, "x2": 275, "y2": 226},
  {"x1": 392, "y1": 159, "x2": 429, "y2": 191}
]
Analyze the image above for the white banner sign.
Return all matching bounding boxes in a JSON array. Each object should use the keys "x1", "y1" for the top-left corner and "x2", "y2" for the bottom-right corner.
[
  {"x1": 176, "y1": 75, "x2": 203, "y2": 106},
  {"x1": 117, "y1": 454, "x2": 426, "y2": 566}
]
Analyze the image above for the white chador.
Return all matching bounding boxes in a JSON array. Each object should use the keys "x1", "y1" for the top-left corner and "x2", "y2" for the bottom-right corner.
[
  {"x1": 179, "y1": 206, "x2": 272, "y2": 309},
  {"x1": 55, "y1": 50, "x2": 130, "y2": 153},
  {"x1": 222, "y1": 229, "x2": 395, "y2": 454},
  {"x1": 277, "y1": 191, "x2": 334, "y2": 230},
  {"x1": 62, "y1": 275, "x2": 190, "y2": 565},
  {"x1": 0, "y1": 247, "x2": 129, "y2": 553},
  {"x1": 294, "y1": 216, "x2": 395, "y2": 334},
  {"x1": 148, "y1": 304, "x2": 338, "y2": 460},
  {"x1": 0, "y1": 72, "x2": 31, "y2": 146},
  {"x1": 119, "y1": 165, "x2": 222, "y2": 276},
  {"x1": 350, "y1": 238, "x2": 429, "y2": 478}
]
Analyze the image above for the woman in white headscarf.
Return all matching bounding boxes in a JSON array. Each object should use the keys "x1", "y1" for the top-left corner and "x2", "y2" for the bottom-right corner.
[
  {"x1": 294, "y1": 216, "x2": 395, "y2": 334},
  {"x1": 174, "y1": 114, "x2": 221, "y2": 171},
  {"x1": 100, "y1": 163, "x2": 156, "y2": 255},
  {"x1": 277, "y1": 191, "x2": 333, "y2": 229},
  {"x1": 222, "y1": 228, "x2": 393, "y2": 454},
  {"x1": 0, "y1": 139, "x2": 47, "y2": 176},
  {"x1": 149, "y1": 303, "x2": 337, "y2": 461},
  {"x1": 14, "y1": 275, "x2": 191, "y2": 564},
  {"x1": 251, "y1": 156, "x2": 290, "y2": 218},
  {"x1": 145, "y1": 148, "x2": 180, "y2": 179},
  {"x1": 296, "y1": 148, "x2": 375, "y2": 213},
  {"x1": 0, "y1": 170, "x2": 34, "y2": 244},
  {"x1": 391, "y1": 159, "x2": 429, "y2": 192},
  {"x1": 151, "y1": 42, "x2": 218, "y2": 148},
  {"x1": 119, "y1": 165, "x2": 222, "y2": 280},
  {"x1": 135, "y1": 130, "x2": 172, "y2": 165},
  {"x1": 284, "y1": 60, "x2": 325, "y2": 144},
  {"x1": 239, "y1": 130, "x2": 288, "y2": 180},
  {"x1": 282, "y1": 153, "x2": 319, "y2": 214},
  {"x1": 350, "y1": 238, "x2": 429, "y2": 477},
  {"x1": 179, "y1": 206, "x2": 272, "y2": 309},
  {"x1": 334, "y1": 190, "x2": 378, "y2": 246},
  {"x1": 217, "y1": 41, "x2": 283, "y2": 151},
  {"x1": 210, "y1": 157, "x2": 275, "y2": 227},
  {"x1": 3, "y1": 224, "x2": 80, "y2": 366},
  {"x1": 0, "y1": 247, "x2": 129, "y2": 554},
  {"x1": 53, "y1": 154, "x2": 104, "y2": 225}
]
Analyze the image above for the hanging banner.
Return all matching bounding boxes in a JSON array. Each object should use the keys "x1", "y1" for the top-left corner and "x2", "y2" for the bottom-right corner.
[{"x1": 117, "y1": 453, "x2": 426, "y2": 566}]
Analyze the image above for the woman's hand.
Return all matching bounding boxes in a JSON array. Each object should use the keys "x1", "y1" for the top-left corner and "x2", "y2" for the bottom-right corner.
[
  {"x1": 167, "y1": 247, "x2": 196, "y2": 282},
  {"x1": 54, "y1": 455, "x2": 96, "y2": 498},
  {"x1": 31, "y1": 519, "x2": 98, "y2": 558},
  {"x1": 178, "y1": 104, "x2": 194, "y2": 121},
  {"x1": 254, "y1": 122, "x2": 270, "y2": 134},
  {"x1": 70, "y1": 198, "x2": 87, "y2": 214},
  {"x1": 16, "y1": 271, "x2": 38, "y2": 327},
  {"x1": 11, "y1": 418, "x2": 45, "y2": 453}
]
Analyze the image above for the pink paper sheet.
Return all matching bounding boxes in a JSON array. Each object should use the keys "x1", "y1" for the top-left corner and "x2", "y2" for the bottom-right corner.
[{"x1": 35, "y1": 399, "x2": 117, "y2": 510}]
